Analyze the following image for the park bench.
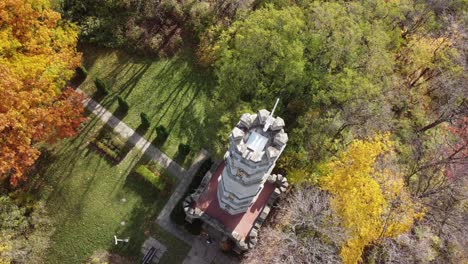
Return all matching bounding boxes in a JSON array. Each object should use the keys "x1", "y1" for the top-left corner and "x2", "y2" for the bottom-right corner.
[{"x1": 142, "y1": 246, "x2": 156, "y2": 264}]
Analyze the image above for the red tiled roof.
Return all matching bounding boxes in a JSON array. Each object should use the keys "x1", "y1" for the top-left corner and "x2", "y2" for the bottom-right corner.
[{"x1": 195, "y1": 162, "x2": 275, "y2": 240}]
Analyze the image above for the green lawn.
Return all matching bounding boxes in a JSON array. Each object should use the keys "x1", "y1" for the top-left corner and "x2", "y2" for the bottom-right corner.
[
  {"x1": 78, "y1": 46, "x2": 216, "y2": 168},
  {"x1": 36, "y1": 116, "x2": 190, "y2": 264}
]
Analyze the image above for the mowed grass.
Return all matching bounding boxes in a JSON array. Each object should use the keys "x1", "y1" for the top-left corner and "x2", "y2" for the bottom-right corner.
[
  {"x1": 36, "y1": 116, "x2": 190, "y2": 264},
  {"x1": 78, "y1": 46, "x2": 216, "y2": 168}
]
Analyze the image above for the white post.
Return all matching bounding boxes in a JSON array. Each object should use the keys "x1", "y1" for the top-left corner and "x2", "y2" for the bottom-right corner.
[
  {"x1": 263, "y1": 98, "x2": 280, "y2": 132},
  {"x1": 114, "y1": 235, "x2": 130, "y2": 245}
]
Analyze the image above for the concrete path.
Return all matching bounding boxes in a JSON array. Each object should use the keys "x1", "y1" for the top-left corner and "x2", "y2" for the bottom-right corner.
[
  {"x1": 79, "y1": 89, "x2": 190, "y2": 179},
  {"x1": 183, "y1": 237, "x2": 239, "y2": 264},
  {"x1": 156, "y1": 148, "x2": 209, "y2": 245}
]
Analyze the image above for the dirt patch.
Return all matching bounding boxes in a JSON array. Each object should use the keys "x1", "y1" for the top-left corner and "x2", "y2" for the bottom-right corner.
[{"x1": 85, "y1": 250, "x2": 135, "y2": 264}]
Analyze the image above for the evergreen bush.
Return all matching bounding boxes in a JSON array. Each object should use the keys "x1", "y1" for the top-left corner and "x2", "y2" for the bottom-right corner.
[
  {"x1": 156, "y1": 125, "x2": 168, "y2": 141},
  {"x1": 117, "y1": 96, "x2": 129, "y2": 112},
  {"x1": 178, "y1": 143, "x2": 191, "y2": 157},
  {"x1": 94, "y1": 78, "x2": 108, "y2": 95},
  {"x1": 140, "y1": 112, "x2": 151, "y2": 128}
]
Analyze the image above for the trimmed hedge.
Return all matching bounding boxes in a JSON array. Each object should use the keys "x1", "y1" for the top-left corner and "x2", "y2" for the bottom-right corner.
[
  {"x1": 90, "y1": 131, "x2": 126, "y2": 162},
  {"x1": 178, "y1": 143, "x2": 190, "y2": 157},
  {"x1": 135, "y1": 165, "x2": 166, "y2": 191},
  {"x1": 156, "y1": 125, "x2": 168, "y2": 141},
  {"x1": 140, "y1": 112, "x2": 151, "y2": 128},
  {"x1": 95, "y1": 78, "x2": 108, "y2": 95},
  {"x1": 95, "y1": 141, "x2": 119, "y2": 160},
  {"x1": 117, "y1": 96, "x2": 129, "y2": 112}
]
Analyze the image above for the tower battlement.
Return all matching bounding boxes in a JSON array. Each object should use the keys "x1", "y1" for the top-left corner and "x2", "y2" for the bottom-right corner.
[{"x1": 217, "y1": 109, "x2": 288, "y2": 215}]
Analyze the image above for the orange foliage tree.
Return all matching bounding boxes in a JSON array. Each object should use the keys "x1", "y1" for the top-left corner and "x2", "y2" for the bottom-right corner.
[{"x1": 0, "y1": 0, "x2": 85, "y2": 186}]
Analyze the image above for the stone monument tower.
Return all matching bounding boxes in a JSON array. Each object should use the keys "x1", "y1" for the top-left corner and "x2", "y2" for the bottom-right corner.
[
  {"x1": 217, "y1": 100, "x2": 288, "y2": 215},
  {"x1": 184, "y1": 100, "x2": 290, "y2": 251}
]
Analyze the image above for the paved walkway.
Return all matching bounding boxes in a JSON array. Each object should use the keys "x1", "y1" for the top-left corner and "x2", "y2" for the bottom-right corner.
[
  {"x1": 156, "y1": 148, "x2": 208, "y2": 244},
  {"x1": 79, "y1": 89, "x2": 193, "y2": 179},
  {"x1": 183, "y1": 236, "x2": 240, "y2": 264}
]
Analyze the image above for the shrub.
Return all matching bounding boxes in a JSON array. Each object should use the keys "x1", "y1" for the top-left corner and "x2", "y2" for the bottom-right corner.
[
  {"x1": 156, "y1": 125, "x2": 169, "y2": 142},
  {"x1": 77, "y1": 65, "x2": 88, "y2": 77},
  {"x1": 99, "y1": 131, "x2": 126, "y2": 150},
  {"x1": 94, "y1": 78, "x2": 108, "y2": 95},
  {"x1": 117, "y1": 96, "x2": 129, "y2": 112},
  {"x1": 91, "y1": 131, "x2": 126, "y2": 162},
  {"x1": 140, "y1": 112, "x2": 151, "y2": 128},
  {"x1": 178, "y1": 143, "x2": 191, "y2": 157},
  {"x1": 135, "y1": 165, "x2": 166, "y2": 191},
  {"x1": 95, "y1": 141, "x2": 119, "y2": 160},
  {"x1": 161, "y1": 0, "x2": 184, "y2": 22}
]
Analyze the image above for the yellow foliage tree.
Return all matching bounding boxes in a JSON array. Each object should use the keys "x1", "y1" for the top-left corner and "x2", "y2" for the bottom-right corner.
[
  {"x1": 319, "y1": 134, "x2": 424, "y2": 264},
  {"x1": 0, "y1": 237, "x2": 12, "y2": 264}
]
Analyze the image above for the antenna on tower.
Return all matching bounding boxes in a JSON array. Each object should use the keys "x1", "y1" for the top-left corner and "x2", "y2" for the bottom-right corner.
[
  {"x1": 263, "y1": 98, "x2": 280, "y2": 132},
  {"x1": 271, "y1": 98, "x2": 279, "y2": 117}
]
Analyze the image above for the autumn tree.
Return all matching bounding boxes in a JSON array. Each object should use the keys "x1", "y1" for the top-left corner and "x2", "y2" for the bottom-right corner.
[
  {"x1": 243, "y1": 186, "x2": 346, "y2": 264},
  {"x1": 0, "y1": 0, "x2": 84, "y2": 186},
  {"x1": 402, "y1": 118, "x2": 468, "y2": 262},
  {"x1": 319, "y1": 134, "x2": 424, "y2": 264}
]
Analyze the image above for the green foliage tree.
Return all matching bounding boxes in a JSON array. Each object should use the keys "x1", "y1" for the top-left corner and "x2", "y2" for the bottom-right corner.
[
  {"x1": 0, "y1": 196, "x2": 53, "y2": 263},
  {"x1": 213, "y1": 1, "x2": 466, "y2": 263},
  {"x1": 213, "y1": 2, "x2": 401, "y2": 159},
  {"x1": 155, "y1": 125, "x2": 169, "y2": 144},
  {"x1": 215, "y1": 6, "x2": 307, "y2": 105},
  {"x1": 213, "y1": 0, "x2": 466, "y2": 180}
]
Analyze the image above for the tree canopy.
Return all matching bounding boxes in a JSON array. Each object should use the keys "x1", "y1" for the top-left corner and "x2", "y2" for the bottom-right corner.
[
  {"x1": 319, "y1": 134, "x2": 424, "y2": 264},
  {"x1": 0, "y1": 0, "x2": 465, "y2": 262},
  {"x1": 0, "y1": 195, "x2": 53, "y2": 263},
  {"x1": 0, "y1": 0, "x2": 84, "y2": 186}
]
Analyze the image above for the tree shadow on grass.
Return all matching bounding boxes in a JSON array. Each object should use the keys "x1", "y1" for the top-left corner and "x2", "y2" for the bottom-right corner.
[
  {"x1": 113, "y1": 107, "x2": 128, "y2": 120},
  {"x1": 51, "y1": 112, "x2": 101, "y2": 157},
  {"x1": 91, "y1": 90, "x2": 108, "y2": 101},
  {"x1": 81, "y1": 46, "x2": 217, "y2": 167},
  {"x1": 173, "y1": 149, "x2": 189, "y2": 165},
  {"x1": 96, "y1": 58, "x2": 152, "y2": 109},
  {"x1": 53, "y1": 131, "x2": 149, "y2": 223},
  {"x1": 114, "y1": 64, "x2": 152, "y2": 99},
  {"x1": 31, "y1": 114, "x2": 106, "y2": 198},
  {"x1": 151, "y1": 128, "x2": 169, "y2": 149},
  {"x1": 135, "y1": 123, "x2": 150, "y2": 135},
  {"x1": 110, "y1": 172, "x2": 166, "y2": 257}
]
